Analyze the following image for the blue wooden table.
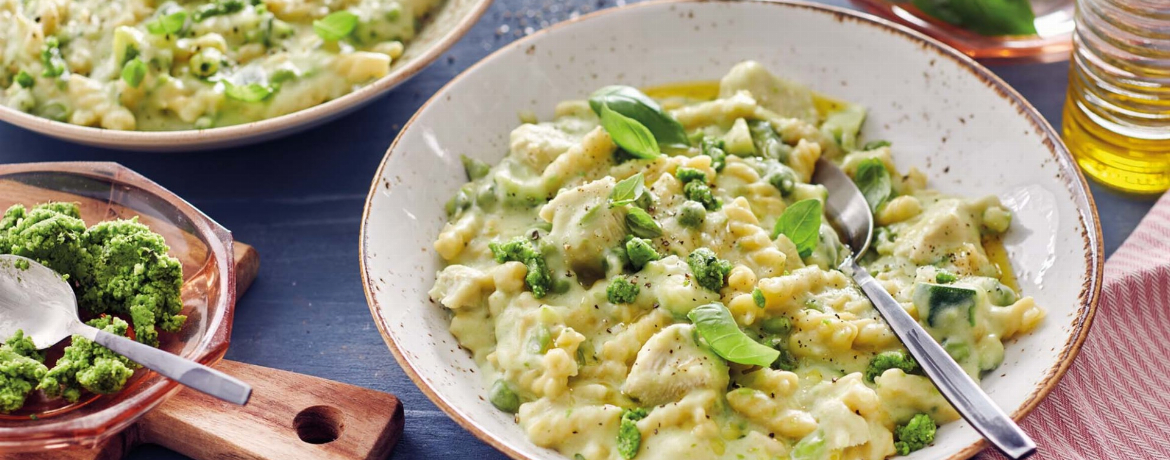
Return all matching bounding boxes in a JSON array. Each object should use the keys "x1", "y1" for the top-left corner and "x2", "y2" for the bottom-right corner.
[{"x1": 0, "y1": 0, "x2": 1157, "y2": 458}]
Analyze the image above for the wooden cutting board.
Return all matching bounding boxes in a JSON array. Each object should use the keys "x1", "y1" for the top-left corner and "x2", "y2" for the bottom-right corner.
[{"x1": 3, "y1": 242, "x2": 404, "y2": 460}]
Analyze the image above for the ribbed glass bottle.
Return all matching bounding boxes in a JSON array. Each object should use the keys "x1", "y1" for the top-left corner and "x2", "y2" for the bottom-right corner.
[{"x1": 1063, "y1": 0, "x2": 1170, "y2": 194}]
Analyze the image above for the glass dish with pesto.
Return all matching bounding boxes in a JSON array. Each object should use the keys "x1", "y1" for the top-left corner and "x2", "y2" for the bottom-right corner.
[
  {"x1": 0, "y1": 0, "x2": 440, "y2": 130},
  {"x1": 0, "y1": 202, "x2": 185, "y2": 415},
  {"x1": 427, "y1": 61, "x2": 1045, "y2": 460}
]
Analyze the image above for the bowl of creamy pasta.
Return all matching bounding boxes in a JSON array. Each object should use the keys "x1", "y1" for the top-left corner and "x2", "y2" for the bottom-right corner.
[
  {"x1": 0, "y1": 0, "x2": 491, "y2": 150},
  {"x1": 360, "y1": 1, "x2": 1102, "y2": 459}
]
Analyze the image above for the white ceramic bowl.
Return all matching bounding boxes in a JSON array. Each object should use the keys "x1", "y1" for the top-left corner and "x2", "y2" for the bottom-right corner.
[
  {"x1": 360, "y1": 1, "x2": 1103, "y2": 459},
  {"x1": 0, "y1": 0, "x2": 492, "y2": 152}
]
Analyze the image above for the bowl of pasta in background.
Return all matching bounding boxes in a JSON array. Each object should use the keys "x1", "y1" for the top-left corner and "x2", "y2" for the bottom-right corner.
[
  {"x1": 0, "y1": 162, "x2": 235, "y2": 452},
  {"x1": 0, "y1": 0, "x2": 492, "y2": 152},
  {"x1": 360, "y1": 1, "x2": 1103, "y2": 459}
]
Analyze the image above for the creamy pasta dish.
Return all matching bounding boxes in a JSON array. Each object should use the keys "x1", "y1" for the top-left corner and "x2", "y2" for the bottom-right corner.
[
  {"x1": 429, "y1": 61, "x2": 1044, "y2": 460},
  {"x1": 0, "y1": 0, "x2": 440, "y2": 130}
]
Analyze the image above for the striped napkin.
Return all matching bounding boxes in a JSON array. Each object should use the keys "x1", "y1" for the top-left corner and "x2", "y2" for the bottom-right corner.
[{"x1": 980, "y1": 192, "x2": 1170, "y2": 459}]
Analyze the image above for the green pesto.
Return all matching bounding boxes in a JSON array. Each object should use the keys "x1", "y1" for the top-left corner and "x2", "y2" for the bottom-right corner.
[
  {"x1": 606, "y1": 276, "x2": 640, "y2": 304},
  {"x1": 894, "y1": 414, "x2": 937, "y2": 455},
  {"x1": 674, "y1": 167, "x2": 707, "y2": 185},
  {"x1": 82, "y1": 218, "x2": 186, "y2": 347},
  {"x1": 686, "y1": 248, "x2": 732, "y2": 292},
  {"x1": 0, "y1": 203, "x2": 89, "y2": 281},
  {"x1": 39, "y1": 316, "x2": 138, "y2": 402},
  {"x1": 623, "y1": 237, "x2": 660, "y2": 271},
  {"x1": 617, "y1": 407, "x2": 648, "y2": 459},
  {"x1": 683, "y1": 181, "x2": 721, "y2": 211},
  {"x1": 0, "y1": 330, "x2": 48, "y2": 413},
  {"x1": 865, "y1": 350, "x2": 919, "y2": 383},
  {"x1": 489, "y1": 237, "x2": 552, "y2": 298}
]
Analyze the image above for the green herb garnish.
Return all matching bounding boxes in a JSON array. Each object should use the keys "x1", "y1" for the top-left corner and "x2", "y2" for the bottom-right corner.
[
  {"x1": 589, "y1": 85, "x2": 689, "y2": 149},
  {"x1": 146, "y1": 10, "x2": 188, "y2": 35},
  {"x1": 224, "y1": 82, "x2": 273, "y2": 102},
  {"x1": 313, "y1": 10, "x2": 358, "y2": 41},
  {"x1": 687, "y1": 303, "x2": 779, "y2": 367},
  {"x1": 854, "y1": 158, "x2": 892, "y2": 213},
  {"x1": 772, "y1": 199, "x2": 822, "y2": 258},
  {"x1": 598, "y1": 105, "x2": 660, "y2": 160},
  {"x1": 120, "y1": 59, "x2": 146, "y2": 88},
  {"x1": 609, "y1": 173, "x2": 645, "y2": 208},
  {"x1": 625, "y1": 207, "x2": 662, "y2": 239}
]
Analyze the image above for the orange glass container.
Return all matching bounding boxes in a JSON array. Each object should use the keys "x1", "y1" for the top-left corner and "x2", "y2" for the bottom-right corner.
[
  {"x1": 852, "y1": 0, "x2": 1075, "y2": 63},
  {"x1": 0, "y1": 162, "x2": 236, "y2": 452}
]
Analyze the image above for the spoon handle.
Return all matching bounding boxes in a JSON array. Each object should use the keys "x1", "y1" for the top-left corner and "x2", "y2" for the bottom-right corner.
[
  {"x1": 847, "y1": 259, "x2": 1035, "y2": 459},
  {"x1": 81, "y1": 326, "x2": 252, "y2": 405}
]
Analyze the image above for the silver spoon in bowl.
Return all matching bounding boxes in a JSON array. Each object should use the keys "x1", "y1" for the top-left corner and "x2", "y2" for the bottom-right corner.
[
  {"x1": 0, "y1": 254, "x2": 251, "y2": 405},
  {"x1": 812, "y1": 158, "x2": 1035, "y2": 459}
]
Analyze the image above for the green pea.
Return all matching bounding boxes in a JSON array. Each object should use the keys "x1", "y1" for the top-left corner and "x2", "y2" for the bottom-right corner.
[
  {"x1": 678, "y1": 200, "x2": 706, "y2": 227},
  {"x1": 189, "y1": 48, "x2": 224, "y2": 78},
  {"x1": 762, "y1": 316, "x2": 791, "y2": 334},
  {"x1": 988, "y1": 282, "x2": 1019, "y2": 306},
  {"x1": 489, "y1": 379, "x2": 520, "y2": 413}
]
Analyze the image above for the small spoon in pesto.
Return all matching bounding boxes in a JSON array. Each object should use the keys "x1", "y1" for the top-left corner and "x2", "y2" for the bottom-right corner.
[
  {"x1": 0, "y1": 255, "x2": 252, "y2": 405},
  {"x1": 812, "y1": 158, "x2": 1035, "y2": 459}
]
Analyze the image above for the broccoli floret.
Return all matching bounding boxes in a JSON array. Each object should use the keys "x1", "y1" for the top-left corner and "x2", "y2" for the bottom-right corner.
[
  {"x1": 617, "y1": 408, "x2": 648, "y2": 459},
  {"x1": 700, "y1": 136, "x2": 727, "y2": 172},
  {"x1": 687, "y1": 248, "x2": 732, "y2": 292},
  {"x1": 684, "y1": 181, "x2": 721, "y2": 211},
  {"x1": 677, "y1": 201, "x2": 706, "y2": 228},
  {"x1": 82, "y1": 218, "x2": 186, "y2": 347},
  {"x1": 39, "y1": 316, "x2": 137, "y2": 402},
  {"x1": 624, "y1": 237, "x2": 660, "y2": 271},
  {"x1": 675, "y1": 167, "x2": 707, "y2": 184},
  {"x1": 489, "y1": 237, "x2": 552, "y2": 298},
  {"x1": 865, "y1": 350, "x2": 920, "y2": 383},
  {"x1": 607, "y1": 276, "x2": 640, "y2": 304},
  {"x1": 0, "y1": 330, "x2": 48, "y2": 413},
  {"x1": 894, "y1": 414, "x2": 937, "y2": 455}
]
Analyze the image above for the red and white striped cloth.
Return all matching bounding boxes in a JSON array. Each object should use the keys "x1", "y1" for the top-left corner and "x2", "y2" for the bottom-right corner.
[{"x1": 980, "y1": 192, "x2": 1170, "y2": 459}]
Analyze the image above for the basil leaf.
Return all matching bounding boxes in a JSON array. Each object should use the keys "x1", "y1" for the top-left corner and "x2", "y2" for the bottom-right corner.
[
  {"x1": 773, "y1": 199, "x2": 822, "y2": 258},
  {"x1": 862, "y1": 140, "x2": 891, "y2": 151},
  {"x1": 147, "y1": 11, "x2": 188, "y2": 35},
  {"x1": 224, "y1": 82, "x2": 273, "y2": 102},
  {"x1": 912, "y1": 0, "x2": 1037, "y2": 36},
  {"x1": 589, "y1": 85, "x2": 689, "y2": 148},
  {"x1": 598, "y1": 104, "x2": 660, "y2": 159},
  {"x1": 687, "y1": 303, "x2": 779, "y2": 367},
  {"x1": 609, "y1": 173, "x2": 645, "y2": 208},
  {"x1": 313, "y1": 11, "x2": 358, "y2": 41},
  {"x1": 625, "y1": 207, "x2": 662, "y2": 238},
  {"x1": 121, "y1": 59, "x2": 146, "y2": 88},
  {"x1": 854, "y1": 158, "x2": 892, "y2": 213}
]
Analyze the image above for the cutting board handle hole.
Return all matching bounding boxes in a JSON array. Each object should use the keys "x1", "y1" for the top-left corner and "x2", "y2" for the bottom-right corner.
[{"x1": 293, "y1": 405, "x2": 344, "y2": 444}]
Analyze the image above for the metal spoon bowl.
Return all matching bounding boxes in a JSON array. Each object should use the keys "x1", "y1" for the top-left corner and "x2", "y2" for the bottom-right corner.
[
  {"x1": 0, "y1": 255, "x2": 251, "y2": 406},
  {"x1": 812, "y1": 158, "x2": 1036, "y2": 459}
]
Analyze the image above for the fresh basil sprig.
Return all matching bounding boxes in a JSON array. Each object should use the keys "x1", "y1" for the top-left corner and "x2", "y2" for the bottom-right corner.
[
  {"x1": 854, "y1": 158, "x2": 892, "y2": 213},
  {"x1": 773, "y1": 199, "x2": 822, "y2": 258},
  {"x1": 598, "y1": 105, "x2": 660, "y2": 159},
  {"x1": 912, "y1": 0, "x2": 1037, "y2": 36},
  {"x1": 314, "y1": 11, "x2": 358, "y2": 41},
  {"x1": 609, "y1": 173, "x2": 645, "y2": 208},
  {"x1": 625, "y1": 207, "x2": 662, "y2": 238},
  {"x1": 590, "y1": 85, "x2": 690, "y2": 149},
  {"x1": 687, "y1": 303, "x2": 780, "y2": 367}
]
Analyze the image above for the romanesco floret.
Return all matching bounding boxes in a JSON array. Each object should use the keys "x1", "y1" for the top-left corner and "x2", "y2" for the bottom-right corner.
[
  {"x1": 894, "y1": 413, "x2": 937, "y2": 455},
  {"x1": 39, "y1": 316, "x2": 138, "y2": 402},
  {"x1": 865, "y1": 350, "x2": 920, "y2": 383},
  {"x1": 700, "y1": 136, "x2": 727, "y2": 172},
  {"x1": 606, "y1": 276, "x2": 639, "y2": 304},
  {"x1": 677, "y1": 201, "x2": 706, "y2": 228},
  {"x1": 0, "y1": 330, "x2": 48, "y2": 413},
  {"x1": 674, "y1": 167, "x2": 707, "y2": 185},
  {"x1": 489, "y1": 237, "x2": 552, "y2": 298},
  {"x1": 687, "y1": 248, "x2": 732, "y2": 292}
]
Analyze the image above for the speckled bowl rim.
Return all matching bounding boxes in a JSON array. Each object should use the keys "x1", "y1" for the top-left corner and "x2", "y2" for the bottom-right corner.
[
  {"x1": 359, "y1": 1, "x2": 1104, "y2": 459},
  {"x1": 0, "y1": 0, "x2": 494, "y2": 151}
]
